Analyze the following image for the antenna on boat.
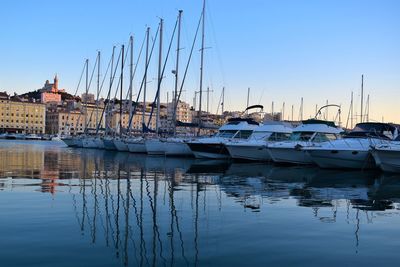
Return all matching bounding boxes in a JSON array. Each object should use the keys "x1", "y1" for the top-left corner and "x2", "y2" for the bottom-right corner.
[{"x1": 282, "y1": 102, "x2": 285, "y2": 121}]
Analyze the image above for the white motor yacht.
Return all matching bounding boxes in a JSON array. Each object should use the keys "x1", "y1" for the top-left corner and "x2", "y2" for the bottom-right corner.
[
  {"x1": 225, "y1": 121, "x2": 293, "y2": 161},
  {"x1": 371, "y1": 136, "x2": 400, "y2": 172},
  {"x1": 186, "y1": 118, "x2": 260, "y2": 159},
  {"x1": 267, "y1": 119, "x2": 343, "y2": 165},
  {"x1": 304, "y1": 123, "x2": 398, "y2": 169}
]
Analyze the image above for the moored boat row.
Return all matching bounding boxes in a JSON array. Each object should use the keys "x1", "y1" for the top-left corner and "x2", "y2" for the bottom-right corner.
[{"x1": 61, "y1": 116, "x2": 400, "y2": 174}]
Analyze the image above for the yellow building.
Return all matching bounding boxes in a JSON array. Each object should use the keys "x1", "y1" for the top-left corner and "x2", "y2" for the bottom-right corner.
[
  {"x1": 109, "y1": 111, "x2": 156, "y2": 133},
  {"x1": 46, "y1": 105, "x2": 105, "y2": 135},
  {"x1": 0, "y1": 96, "x2": 46, "y2": 134}
]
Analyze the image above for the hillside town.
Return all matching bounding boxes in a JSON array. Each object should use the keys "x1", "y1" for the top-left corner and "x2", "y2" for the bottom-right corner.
[{"x1": 0, "y1": 75, "x2": 279, "y2": 137}]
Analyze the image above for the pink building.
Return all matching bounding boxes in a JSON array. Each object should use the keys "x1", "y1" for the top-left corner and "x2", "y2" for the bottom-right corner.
[{"x1": 40, "y1": 75, "x2": 64, "y2": 103}]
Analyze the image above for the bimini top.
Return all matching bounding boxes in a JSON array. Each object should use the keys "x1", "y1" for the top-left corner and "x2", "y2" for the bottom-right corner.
[
  {"x1": 301, "y1": 119, "x2": 337, "y2": 128},
  {"x1": 219, "y1": 118, "x2": 260, "y2": 132},
  {"x1": 254, "y1": 121, "x2": 293, "y2": 133},
  {"x1": 345, "y1": 122, "x2": 400, "y2": 140},
  {"x1": 294, "y1": 119, "x2": 343, "y2": 134},
  {"x1": 226, "y1": 117, "x2": 260, "y2": 126}
]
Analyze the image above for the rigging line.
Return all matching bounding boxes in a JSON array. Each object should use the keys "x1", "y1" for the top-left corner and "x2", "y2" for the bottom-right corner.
[
  {"x1": 64, "y1": 61, "x2": 86, "y2": 135},
  {"x1": 206, "y1": 1, "x2": 226, "y2": 85},
  {"x1": 126, "y1": 33, "x2": 146, "y2": 101},
  {"x1": 86, "y1": 54, "x2": 100, "y2": 94},
  {"x1": 85, "y1": 49, "x2": 118, "y2": 135},
  {"x1": 94, "y1": 51, "x2": 113, "y2": 134},
  {"x1": 83, "y1": 55, "x2": 100, "y2": 134},
  {"x1": 172, "y1": 11, "x2": 202, "y2": 124},
  {"x1": 127, "y1": 25, "x2": 160, "y2": 130},
  {"x1": 98, "y1": 48, "x2": 123, "y2": 135},
  {"x1": 124, "y1": 34, "x2": 146, "y2": 133},
  {"x1": 146, "y1": 17, "x2": 179, "y2": 129},
  {"x1": 216, "y1": 88, "x2": 223, "y2": 115}
]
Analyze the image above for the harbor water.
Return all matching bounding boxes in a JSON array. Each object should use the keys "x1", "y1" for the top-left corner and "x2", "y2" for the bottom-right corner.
[{"x1": 1, "y1": 140, "x2": 400, "y2": 266}]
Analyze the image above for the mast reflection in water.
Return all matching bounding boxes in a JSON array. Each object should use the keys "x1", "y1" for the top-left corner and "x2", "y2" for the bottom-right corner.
[{"x1": 1, "y1": 140, "x2": 400, "y2": 266}]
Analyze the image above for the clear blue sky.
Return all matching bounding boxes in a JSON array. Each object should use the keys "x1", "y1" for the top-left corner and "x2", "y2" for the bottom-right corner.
[{"x1": 1, "y1": 0, "x2": 399, "y2": 124}]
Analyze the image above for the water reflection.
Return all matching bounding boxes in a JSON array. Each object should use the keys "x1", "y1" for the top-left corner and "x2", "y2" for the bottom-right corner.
[{"x1": 2, "y1": 140, "x2": 400, "y2": 266}]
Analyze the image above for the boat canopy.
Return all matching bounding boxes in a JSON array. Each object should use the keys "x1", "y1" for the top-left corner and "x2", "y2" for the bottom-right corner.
[
  {"x1": 227, "y1": 117, "x2": 259, "y2": 126},
  {"x1": 301, "y1": 119, "x2": 337, "y2": 128},
  {"x1": 345, "y1": 122, "x2": 400, "y2": 140}
]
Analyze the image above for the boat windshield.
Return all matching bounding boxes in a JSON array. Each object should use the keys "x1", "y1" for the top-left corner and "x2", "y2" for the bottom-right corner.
[
  {"x1": 311, "y1": 133, "x2": 340, "y2": 142},
  {"x1": 218, "y1": 130, "x2": 237, "y2": 138},
  {"x1": 250, "y1": 131, "x2": 272, "y2": 140},
  {"x1": 290, "y1": 131, "x2": 314, "y2": 141},
  {"x1": 234, "y1": 130, "x2": 253, "y2": 139},
  {"x1": 267, "y1": 132, "x2": 292, "y2": 142}
]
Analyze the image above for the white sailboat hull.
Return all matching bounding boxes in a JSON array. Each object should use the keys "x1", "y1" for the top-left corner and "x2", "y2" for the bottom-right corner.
[
  {"x1": 145, "y1": 139, "x2": 165, "y2": 155},
  {"x1": 82, "y1": 138, "x2": 98, "y2": 149},
  {"x1": 74, "y1": 138, "x2": 83, "y2": 148},
  {"x1": 94, "y1": 138, "x2": 104, "y2": 149},
  {"x1": 62, "y1": 138, "x2": 75, "y2": 147},
  {"x1": 164, "y1": 140, "x2": 193, "y2": 156},
  {"x1": 114, "y1": 139, "x2": 129, "y2": 152}
]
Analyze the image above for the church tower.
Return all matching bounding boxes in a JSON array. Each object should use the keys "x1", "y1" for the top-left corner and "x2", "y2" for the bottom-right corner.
[{"x1": 53, "y1": 74, "x2": 58, "y2": 92}]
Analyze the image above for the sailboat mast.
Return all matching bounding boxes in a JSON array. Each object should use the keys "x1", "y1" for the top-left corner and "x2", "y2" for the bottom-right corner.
[
  {"x1": 246, "y1": 87, "x2": 250, "y2": 114},
  {"x1": 120, "y1": 45, "x2": 124, "y2": 137},
  {"x1": 106, "y1": 47, "x2": 115, "y2": 136},
  {"x1": 271, "y1": 101, "x2": 274, "y2": 119},
  {"x1": 365, "y1": 95, "x2": 369, "y2": 122},
  {"x1": 222, "y1": 86, "x2": 225, "y2": 115},
  {"x1": 198, "y1": 0, "x2": 206, "y2": 133},
  {"x1": 96, "y1": 52, "x2": 100, "y2": 132},
  {"x1": 291, "y1": 104, "x2": 294, "y2": 121},
  {"x1": 128, "y1": 36, "x2": 134, "y2": 135},
  {"x1": 142, "y1": 28, "x2": 150, "y2": 134},
  {"x1": 351, "y1": 91, "x2": 353, "y2": 129},
  {"x1": 84, "y1": 59, "x2": 89, "y2": 134},
  {"x1": 360, "y1": 74, "x2": 364, "y2": 123},
  {"x1": 300, "y1": 97, "x2": 304, "y2": 121},
  {"x1": 156, "y1": 19, "x2": 163, "y2": 134},
  {"x1": 173, "y1": 10, "x2": 183, "y2": 136}
]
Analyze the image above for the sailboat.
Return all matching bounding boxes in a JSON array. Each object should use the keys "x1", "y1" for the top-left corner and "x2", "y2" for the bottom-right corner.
[{"x1": 164, "y1": 2, "x2": 206, "y2": 157}]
